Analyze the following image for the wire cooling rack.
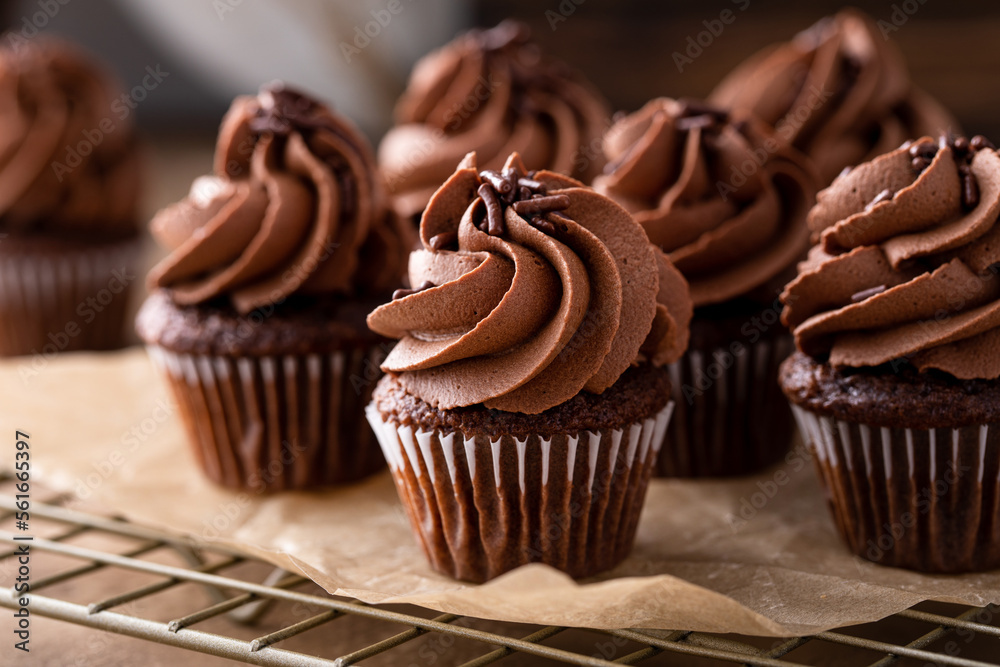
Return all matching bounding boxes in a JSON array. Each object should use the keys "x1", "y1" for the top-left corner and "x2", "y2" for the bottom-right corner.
[{"x1": 3, "y1": 473, "x2": 1000, "y2": 666}]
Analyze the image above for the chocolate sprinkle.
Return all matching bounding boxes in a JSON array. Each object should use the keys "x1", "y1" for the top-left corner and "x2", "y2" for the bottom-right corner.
[
  {"x1": 249, "y1": 83, "x2": 326, "y2": 136},
  {"x1": 476, "y1": 20, "x2": 531, "y2": 52},
  {"x1": 429, "y1": 231, "x2": 458, "y2": 251},
  {"x1": 851, "y1": 284, "x2": 887, "y2": 303},
  {"x1": 676, "y1": 114, "x2": 716, "y2": 131},
  {"x1": 911, "y1": 156, "x2": 932, "y2": 172},
  {"x1": 676, "y1": 98, "x2": 728, "y2": 121},
  {"x1": 481, "y1": 170, "x2": 512, "y2": 195},
  {"x1": 393, "y1": 280, "x2": 435, "y2": 301},
  {"x1": 941, "y1": 134, "x2": 986, "y2": 210},
  {"x1": 953, "y1": 136, "x2": 971, "y2": 156},
  {"x1": 502, "y1": 168, "x2": 519, "y2": 203},
  {"x1": 971, "y1": 135, "x2": 996, "y2": 152},
  {"x1": 512, "y1": 194, "x2": 570, "y2": 215},
  {"x1": 531, "y1": 217, "x2": 557, "y2": 235},
  {"x1": 473, "y1": 165, "x2": 572, "y2": 238},
  {"x1": 962, "y1": 170, "x2": 981, "y2": 210},
  {"x1": 868, "y1": 188, "x2": 893, "y2": 209},
  {"x1": 908, "y1": 140, "x2": 937, "y2": 159},
  {"x1": 477, "y1": 183, "x2": 505, "y2": 236}
]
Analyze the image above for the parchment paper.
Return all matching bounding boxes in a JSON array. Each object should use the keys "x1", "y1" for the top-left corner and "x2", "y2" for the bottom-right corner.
[{"x1": 3, "y1": 349, "x2": 1000, "y2": 636}]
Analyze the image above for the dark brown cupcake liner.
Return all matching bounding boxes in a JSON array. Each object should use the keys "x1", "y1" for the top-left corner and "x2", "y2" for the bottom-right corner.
[
  {"x1": 148, "y1": 344, "x2": 386, "y2": 492},
  {"x1": 0, "y1": 237, "x2": 138, "y2": 356},
  {"x1": 659, "y1": 334, "x2": 795, "y2": 477},
  {"x1": 365, "y1": 402, "x2": 673, "y2": 583},
  {"x1": 791, "y1": 404, "x2": 1000, "y2": 573}
]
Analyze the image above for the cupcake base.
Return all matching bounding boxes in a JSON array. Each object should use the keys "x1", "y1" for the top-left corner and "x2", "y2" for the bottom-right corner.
[
  {"x1": 368, "y1": 365, "x2": 673, "y2": 583},
  {"x1": 137, "y1": 291, "x2": 389, "y2": 491},
  {"x1": 0, "y1": 234, "x2": 140, "y2": 356},
  {"x1": 782, "y1": 351, "x2": 1000, "y2": 573},
  {"x1": 659, "y1": 300, "x2": 795, "y2": 477}
]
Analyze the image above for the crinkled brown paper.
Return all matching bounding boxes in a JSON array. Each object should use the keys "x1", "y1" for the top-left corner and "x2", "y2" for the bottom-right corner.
[{"x1": 3, "y1": 349, "x2": 1000, "y2": 636}]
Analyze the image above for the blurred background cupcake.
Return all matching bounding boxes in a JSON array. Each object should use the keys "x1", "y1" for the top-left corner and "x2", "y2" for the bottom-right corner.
[
  {"x1": 595, "y1": 99, "x2": 818, "y2": 477},
  {"x1": 709, "y1": 8, "x2": 958, "y2": 185},
  {"x1": 781, "y1": 134, "x2": 1000, "y2": 572},
  {"x1": 366, "y1": 152, "x2": 692, "y2": 582},
  {"x1": 0, "y1": 39, "x2": 142, "y2": 356},
  {"x1": 136, "y1": 84, "x2": 413, "y2": 491},
  {"x1": 377, "y1": 20, "x2": 611, "y2": 224}
]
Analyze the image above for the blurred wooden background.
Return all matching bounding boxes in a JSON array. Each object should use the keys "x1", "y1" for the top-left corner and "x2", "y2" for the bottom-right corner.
[
  {"x1": 479, "y1": 0, "x2": 1000, "y2": 138},
  {"x1": 5, "y1": 0, "x2": 999, "y2": 138}
]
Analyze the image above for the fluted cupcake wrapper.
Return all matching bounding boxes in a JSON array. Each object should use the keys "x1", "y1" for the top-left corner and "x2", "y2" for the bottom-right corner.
[
  {"x1": 0, "y1": 238, "x2": 138, "y2": 356},
  {"x1": 365, "y1": 402, "x2": 674, "y2": 583},
  {"x1": 791, "y1": 405, "x2": 1000, "y2": 573},
  {"x1": 148, "y1": 344, "x2": 386, "y2": 492},
  {"x1": 660, "y1": 335, "x2": 795, "y2": 477}
]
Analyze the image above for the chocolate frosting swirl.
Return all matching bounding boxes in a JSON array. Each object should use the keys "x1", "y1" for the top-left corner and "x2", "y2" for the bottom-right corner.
[
  {"x1": 709, "y1": 9, "x2": 958, "y2": 184},
  {"x1": 594, "y1": 98, "x2": 818, "y2": 307},
  {"x1": 367, "y1": 152, "x2": 692, "y2": 414},
  {"x1": 378, "y1": 21, "x2": 611, "y2": 219},
  {"x1": 782, "y1": 135, "x2": 1000, "y2": 379},
  {"x1": 0, "y1": 40, "x2": 140, "y2": 237},
  {"x1": 149, "y1": 84, "x2": 413, "y2": 314}
]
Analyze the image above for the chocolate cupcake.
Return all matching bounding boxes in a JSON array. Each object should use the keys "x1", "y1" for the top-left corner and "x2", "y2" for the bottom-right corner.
[
  {"x1": 709, "y1": 9, "x2": 958, "y2": 185},
  {"x1": 780, "y1": 134, "x2": 1000, "y2": 572},
  {"x1": 136, "y1": 83, "x2": 414, "y2": 492},
  {"x1": 594, "y1": 98, "x2": 818, "y2": 477},
  {"x1": 0, "y1": 40, "x2": 142, "y2": 356},
  {"x1": 378, "y1": 20, "x2": 611, "y2": 223},
  {"x1": 366, "y1": 152, "x2": 692, "y2": 582}
]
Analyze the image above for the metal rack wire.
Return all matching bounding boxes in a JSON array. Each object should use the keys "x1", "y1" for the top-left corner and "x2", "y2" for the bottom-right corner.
[{"x1": 3, "y1": 472, "x2": 1000, "y2": 666}]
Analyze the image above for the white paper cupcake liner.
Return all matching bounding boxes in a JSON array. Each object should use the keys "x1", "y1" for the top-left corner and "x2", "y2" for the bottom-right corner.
[
  {"x1": 366, "y1": 402, "x2": 674, "y2": 582},
  {"x1": 660, "y1": 334, "x2": 795, "y2": 477},
  {"x1": 0, "y1": 238, "x2": 138, "y2": 356},
  {"x1": 148, "y1": 344, "x2": 387, "y2": 491},
  {"x1": 791, "y1": 404, "x2": 1000, "y2": 572}
]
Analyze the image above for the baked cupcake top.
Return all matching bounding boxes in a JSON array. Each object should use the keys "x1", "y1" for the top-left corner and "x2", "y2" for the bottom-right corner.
[
  {"x1": 149, "y1": 83, "x2": 413, "y2": 314},
  {"x1": 594, "y1": 98, "x2": 818, "y2": 307},
  {"x1": 782, "y1": 135, "x2": 1000, "y2": 379},
  {"x1": 709, "y1": 9, "x2": 957, "y2": 185},
  {"x1": 368, "y1": 152, "x2": 692, "y2": 414},
  {"x1": 378, "y1": 21, "x2": 611, "y2": 220},
  {"x1": 0, "y1": 40, "x2": 140, "y2": 237}
]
